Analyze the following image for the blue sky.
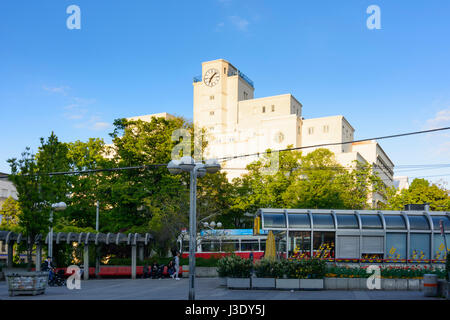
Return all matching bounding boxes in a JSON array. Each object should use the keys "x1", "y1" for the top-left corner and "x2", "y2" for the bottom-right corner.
[{"x1": 1, "y1": 0, "x2": 449, "y2": 186}]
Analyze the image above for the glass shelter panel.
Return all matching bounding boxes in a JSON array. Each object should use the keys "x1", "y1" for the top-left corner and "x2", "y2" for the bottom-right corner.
[
  {"x1": 433, "y1": 234, "x2": 450, "y2": 260},
  {"x1": 410, "y1": 233, "x2": 430, "y2": 260},
  {"x1": 386, "y1": 233, "x2": 407, "y2": 260},
  {"x1": 289, "y1": 231, "x2": 311, "y2": 258},
  {"x1": 263, "y1": 213, "x2": 286, "y2": 228},
  {"x1": 288, "y1": 214, "x2": 311, "y2": 228},
  {"x1": 360, "y1": 214, "x2": 383, "y2": 229},
  {"x1": 312, "y1": 214, "x2": 335, "y2": 229},
  {"x1": 384, "y1": 215, "x2": 406, "y2": 230},
  {"x1": 431, "y1": 216, "x2": 450, "y2": 230},
  {"x1": 336, "y1": 214, "x2": 359, "y2": 229},
  {"x1": 313, "y1": 232, "x2": 335, "y2": 258},
  {"x1": 407, "y1": 215, "x2": 430, "y2": 230}
]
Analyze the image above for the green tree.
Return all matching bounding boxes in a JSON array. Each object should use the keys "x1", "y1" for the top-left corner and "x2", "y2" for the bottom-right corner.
[
  {"x1": 8, "y1": 132, "x2": 72, "y2": 268},
  {"x1": 231, "y1": 147, "x2": 384, "y2": 217},
  {"x1": 0, "y1": 197, "x2": 22, "y2": 232},
  {"x1": 64, "y1": 138, "x2": 110, "y2": 229},
  {"x1": 383, "y1": 178, "x2": 450, "y2": 211}
]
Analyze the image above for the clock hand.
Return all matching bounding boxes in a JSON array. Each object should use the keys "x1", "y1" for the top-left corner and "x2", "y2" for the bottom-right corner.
[{"x1": 209, "y1": 72, "x2": 216, "y2": 84}]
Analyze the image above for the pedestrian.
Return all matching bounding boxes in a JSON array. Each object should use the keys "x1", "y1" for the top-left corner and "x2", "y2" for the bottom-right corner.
[
  {"x1": 168, "y1": 260, "x2": 175, "y2": 278},
  {"x1": 249, "y1": 249, "x2": 255, "y2": 276},
  {"x1": 151, "y1": 261, "x2": 159, "y2": 279},
  {"x1": 174, "y1": 252, "x2": 180, "y2": 280},
  {"x1": 249, "y1": 249, "x2": 255, "y2": 263},
  {"x1": 42, "y1": 256, "x2": 55, "y2": 283}
]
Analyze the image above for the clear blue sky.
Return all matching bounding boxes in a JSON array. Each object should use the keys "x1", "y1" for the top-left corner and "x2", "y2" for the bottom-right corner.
[{"x1": 1, "y1": 0, "x2": 449, "y2": 186}]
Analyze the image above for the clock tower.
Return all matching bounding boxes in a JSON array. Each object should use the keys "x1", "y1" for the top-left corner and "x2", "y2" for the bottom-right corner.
[{"x1": 193, "y1": 59, "x2": 255, "y2": 138}]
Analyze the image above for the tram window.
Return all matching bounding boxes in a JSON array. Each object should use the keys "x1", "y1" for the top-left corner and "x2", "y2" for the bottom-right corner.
[
  {"x1": 288, "y1": 214, "x2": 310, "y2": 228},
  {"x1": 431, "y1": 216, "x2": 450, "y2": 230},
  {"x1": 384, "y1": 215, "x2": 406, "y2": 230},
  {"x1": 313, "y1": 232, "x2": 335, "y2": 258},
  {"x1": 260, "y1": 241, "x2": 266, "y2": 252},
  {"x1": 263, "y1": 213, "x2": 286, "y2": 228},
  {"x1": 201, "y1": 240, "x2": 221, "y2": 252},
  {"x1": 336, "y1": 214, "x2": 358, "y2": 229},
  {"x1": 312, "y1": 214, "x2": 335, "y2": 229},
  {"x1": 182, "y1": 240, "x2": 189, "y2": 253},
  {"x1": 360, "y1": 214, "x2": 383, "y2": 229},
  {"x1": 221, "y1": 240, "x2": 239, "y2": 252},
  {"x1": 433, "y1": 234, "x2": 450, "y2": 260},
  {"x1": 386, "y1": 233, "x2": 407, "y2": 260},
  {"x1": 408, "y1": 215, "x2": 430, "y2": 230},
  {"x1": 410, "y1": 233, "x2": 430, "y2": 260},
  {"x1": 241, "y1": 240, "x2": 259, "y2": 251}
]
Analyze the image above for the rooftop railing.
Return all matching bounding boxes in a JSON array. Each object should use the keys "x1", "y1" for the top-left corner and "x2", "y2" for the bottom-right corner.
[
  {"x1": 192, "y1": 70, "x2": 254, "y2": 88},
  {"x1": 227, "y1": 69, "x2": 254, "y2": 88}
]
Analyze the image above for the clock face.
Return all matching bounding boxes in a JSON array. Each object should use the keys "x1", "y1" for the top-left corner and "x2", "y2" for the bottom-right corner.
[{"x1": 204, "y1": 68, "x2": 220, "y2": 87}]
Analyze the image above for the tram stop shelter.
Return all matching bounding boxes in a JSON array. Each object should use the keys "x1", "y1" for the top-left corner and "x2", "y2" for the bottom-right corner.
[
  {"x1": 256, "y1": 208, "x2": 450, "y2": 264},
  {"x1": 0, "y1": 231, "x2": 153, "y2": 280}
]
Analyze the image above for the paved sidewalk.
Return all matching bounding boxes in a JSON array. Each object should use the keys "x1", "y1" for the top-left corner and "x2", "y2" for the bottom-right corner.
[{"x1": 0, "y1": 278, "x2": 442, "y2": 300}]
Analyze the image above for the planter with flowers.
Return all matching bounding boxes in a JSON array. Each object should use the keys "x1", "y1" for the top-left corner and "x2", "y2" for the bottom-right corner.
[
  {"x1": 219, "y1": 255, "x2": 253, "y2": 289},
  {"x1": 274, "y1": 259, "x2": 300, "y2": 290},
  {"x1": 252, "y1": 258, "x2": 277, "y2": 289},
  {"x1": 324, "y1": 265, "x2": 445, "y2": 290},
  {"x1": 274, "y1": 258, "x2": 325, "y2": 290}
]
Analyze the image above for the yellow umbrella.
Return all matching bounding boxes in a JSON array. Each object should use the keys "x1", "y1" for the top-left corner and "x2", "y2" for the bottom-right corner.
[{"x1": 265, "y1": 231, "x2": 276, "y2": 261}]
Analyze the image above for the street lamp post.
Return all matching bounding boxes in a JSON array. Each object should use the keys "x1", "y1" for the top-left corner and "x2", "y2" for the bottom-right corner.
[
  {"x1": 49, "y1": 202, "x2": 67, "y2": 258},
  {"x1": 168, "y1": 156, "x2": 220, "y2": 300}
]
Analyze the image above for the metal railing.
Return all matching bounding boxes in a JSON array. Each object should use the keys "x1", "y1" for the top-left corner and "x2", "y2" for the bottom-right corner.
[{"x1": 227, "y1": 69, "x2": 254, "y2": 88}]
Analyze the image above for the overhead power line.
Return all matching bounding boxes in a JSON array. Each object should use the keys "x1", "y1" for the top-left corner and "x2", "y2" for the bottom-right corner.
[
  {"x1": 0, "y1": 126, "x2": 449, "y2": 179},
  {"x1": 217, "y1": 126, "x2": 450, "y2": 162}
]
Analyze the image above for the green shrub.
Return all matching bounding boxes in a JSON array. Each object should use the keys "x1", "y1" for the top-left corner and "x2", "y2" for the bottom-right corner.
[
  {"x1": 271, "y1": 258, "x2": 327, "y2": 279},
  {"x1": 254, "y1": 258, "x2": 277, "y2": 278},
  {"x1": 217, "y1": 255, "x2": 252, "y2": 278}
]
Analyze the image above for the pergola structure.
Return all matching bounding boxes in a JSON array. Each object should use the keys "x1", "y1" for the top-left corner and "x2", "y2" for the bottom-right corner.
[{"x1": 0, "y1": 231, "x2": 153, "y2": 280}]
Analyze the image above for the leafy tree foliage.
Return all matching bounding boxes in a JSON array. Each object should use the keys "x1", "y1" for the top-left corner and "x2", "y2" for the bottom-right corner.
[
  {"x1": 0, "y1": 197, "x2": 21, "y2": 232},
  {"x1": 7, "y1": 121, "x2": 398, "y2": 262},
  {"x1": 383, "y1": 178, "x2": 450, "y2": 211}
]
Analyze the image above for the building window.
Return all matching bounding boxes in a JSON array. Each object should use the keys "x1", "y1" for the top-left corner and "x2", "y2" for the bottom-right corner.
[
  {"x1": 210, "y1": 95, "x2": 214, "y2": 100},
  {"x1": 271, "y1": 105, "x2": 275, "y2": 112},
  {"x1": 308, "y1": 127, "x2": 314, "y2": 135},
  {"x1": 243, "y1": 92, "x2": 248, "y2": 100},
  {"x1": 323, "y1": 125, "x2": 329, "y2": 133},
  {"x1": 262, "y1": 106, "x2": 266, "y2": 113},
  {"x1": 224, "y1": 67, "x2": 226, "y2": 74},
  {"x1": 210, "y1": 111, "x2": 214, "y2": 116}
]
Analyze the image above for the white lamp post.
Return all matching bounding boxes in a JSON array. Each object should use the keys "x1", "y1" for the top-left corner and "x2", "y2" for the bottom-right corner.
[
  {"x1": 167, "y1": 157, "x2": 220, "y2": 300},
  {"x1": 49, "y1": 202, "x2": 67, "y2": 258}
]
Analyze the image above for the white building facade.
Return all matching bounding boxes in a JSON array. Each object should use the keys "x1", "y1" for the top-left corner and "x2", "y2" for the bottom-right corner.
[{"x1": 192, "y1": 59, "x2": 394, "y2": 206}]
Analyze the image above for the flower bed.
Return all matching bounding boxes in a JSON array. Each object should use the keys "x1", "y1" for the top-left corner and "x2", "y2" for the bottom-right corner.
[{"x1": 325, "y1": 265, "x2": 446, "y2": 279}]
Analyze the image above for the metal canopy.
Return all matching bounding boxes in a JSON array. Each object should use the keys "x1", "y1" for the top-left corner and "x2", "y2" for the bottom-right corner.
[
  {"x1": 258, "y1": 208, "x2": 450, "y2": 233},
  {"x1": 0, "y1": 230, "x2": 153, "y2": 245}
]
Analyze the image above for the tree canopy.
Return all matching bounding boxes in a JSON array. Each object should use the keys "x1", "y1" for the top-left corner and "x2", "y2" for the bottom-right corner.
[
  {"x1": 383, "y1": 178, "x2": 450, "y2": 211},
  {"x1": 8, "y1": 118, "x2": 441, "y2": 260}
]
